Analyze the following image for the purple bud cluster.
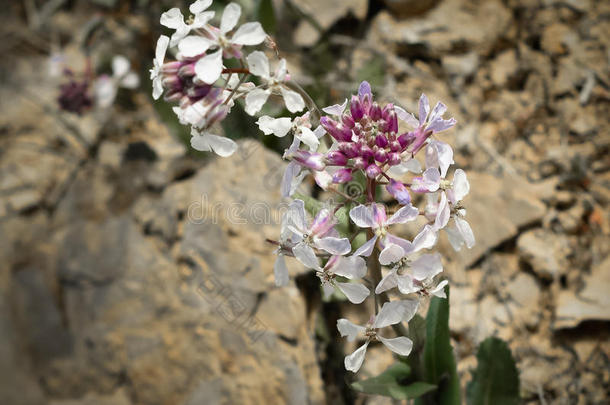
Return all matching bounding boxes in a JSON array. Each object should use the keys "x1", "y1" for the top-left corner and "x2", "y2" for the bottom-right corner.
[{"x1": 316, "y1": 82, "x2": 419, "y2": 184}]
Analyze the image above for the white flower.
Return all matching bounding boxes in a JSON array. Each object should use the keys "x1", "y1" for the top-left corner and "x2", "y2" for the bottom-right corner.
[
  {"x1": 349, "y1": 203, "x2": 419, "y2": 257},
  {"x1": 375, "y1": 246, "x2": 446, "y2": 297},
  {"x1": 95, "y1": 55, "x2": 140, "y2": 108},
  {"x1": 150, "y1": 35, "x2": 169, "y2": 100},
  {"x1": 190, "y1": 127, "x2": 237, "y2": 157},
  {"x1": 189, "y1": 3, "x2": 266, "y2": 85},
  {"x1": 423, "y1": 169, "x2": 475, "y2": 251},
  {"x1": 244, "y1": 51, "x2": 305, "y2": 115},
  {"x1": 285, "y1": 200, "x2": 351, "y2": 269},
  {"x1": 338, "y1": 300, "x2": 419, "y2": 372},
  {"x1": 257, "y1": 112, "x2": 320, "y2": 151},
  {"x1": 317, "y1": 255, "x2": 369, "y2": 304},
  {"x1": 160, "y1": 1, "x2": 215, "y2": 47}
]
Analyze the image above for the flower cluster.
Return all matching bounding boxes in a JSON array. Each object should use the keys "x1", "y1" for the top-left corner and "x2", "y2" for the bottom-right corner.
[
  {"x1": 151, "y1": 0, "x2": 306, "y2": 157},
  {"x1": 54, "y1": 55, "x2": 139, "y2": 114},
  {"x1": 154, "y1": 0, "x2": 474, "y2": 374}
]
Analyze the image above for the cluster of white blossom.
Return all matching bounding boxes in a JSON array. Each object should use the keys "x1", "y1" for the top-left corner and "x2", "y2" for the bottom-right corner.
[{"x1": 154, "y1": 0, "x2": 474, "y2": 374}]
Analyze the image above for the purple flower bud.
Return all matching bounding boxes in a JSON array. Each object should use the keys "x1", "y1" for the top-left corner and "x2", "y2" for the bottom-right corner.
[
  {"x1": 326, "y1": 151, "x2": 348, "y2": 166},
  {"x1": 360, "y1": 93, "x2": 372, "y2": 115},
  {"x1": 369, "y1": 102, "x2": 382, "y2": 121},
  {"x1": 350, "y1": 95, "x2": 364, "y2": 121},
  {"x1": 187, "y1": 85, "x2": 212, "y2": 99},
  {"x1": 386, "y1": 179, "x2": 411, "y2": 205},
  {"x1": 366, "y1": 164, "x2": 381, "y2": 178},
  {"x1": 389, "y1": 140, "x2": 402, "y2": 152},
  {"x1": 178, "y1": 63, "x2": 196, "y2": 78},
  {"x1": 293, "y1": 150, "x2": 326, "y2": 171},
  {"x1": 398, "y1": 132, "x2": 415, "y2": 148},
  {"x1": 161, "y1": 61, "x2": 182, "y2": 74},
  {"x1": 353, "y1": 157, "x2": 367, "y2": 169},
  {"x1": 385, "y1": 110, "x2": 398, "y2": 133},
  {"x1": 342, "y1": 114, "x2": 355, "y2": 128},
  {"x1": 358, "y1": 81, "x2": 372, "y2": 98},
  {"x1": 360, "y1": 144, "x2": 374, "y2": 160},
  {"x1": 375, "y1": 134, "x2": 389, "y2": 148},
  {"x1": 374, "y1": 148, "x2": 388, "y2": 163},
  {"x1": 320, "y1": 116, "x2": 351, "y2": 141},
  {"x1": 338, "y1": 142, "x2": 359, "y2": 158},
  {"x1": 388, "y1": 152, "x2": 402, "y2": 166},
  {"x1": 332, "y1": 168, "x2": 353, "y2": 184},
  {"x1": 165, "y1": 90, "x2": 184, "y2": 103},
  {"x1": 162, "y1": 75, "x2": 182, "y2": 90}
]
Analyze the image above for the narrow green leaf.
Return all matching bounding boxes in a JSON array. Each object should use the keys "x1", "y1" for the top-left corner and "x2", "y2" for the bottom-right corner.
[
  {"x1": 423, "y1": 285, "x2": 460, "y2": 405},
  {"x1": 351, "y1": 363, "x2": 436, "y2": 400},
  {"x1": 467, "y1": 337, "x2": 520, "y2": 405},
  {"x1": 256, "y1": 0, "x2": 276, "y2": 34}
]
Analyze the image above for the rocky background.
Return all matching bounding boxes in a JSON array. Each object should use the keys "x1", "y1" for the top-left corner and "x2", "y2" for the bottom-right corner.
[{"x1": 0, "y1": 0, "x2": 608, "y2": 404}]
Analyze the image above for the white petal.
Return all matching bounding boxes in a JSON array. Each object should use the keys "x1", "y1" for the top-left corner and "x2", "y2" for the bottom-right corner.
[
  {"x1": 452, "y1": 169, "x2": 470, "y2": 203},
  {"x1": 412, "y1": 225, "x2": 438, "y2": 252},
  {"x1": 374, "y1": 299, "x2": 419, "y2": 328},
  {"x1": 296, "y1": 127, "x2": 320, "y2": 151},
  {"x1": 155, "y1": 35, "x2": 170, "y2": 66},
  {"x1": 426, "y1": 140, "x2": 454, "y2": 178},
  {"x1": 244, "y1": 88, "x2": 270, "y2": 115},
  {"x1": 411, "y1": 253, "x2": 443, "y2": 281},
  {"x1": 220, "y1": 2, "x2": 241, "y2": 34},
  {"x1": 194, "y1": 49, "x2": 223, "y2": 84},
  {"x1": 193, "y1": 11, "x2": 215, "y2": 27},
  {"x1": 337, "y1": 319, "x2": 365, "y2": 342},
  {"x1": 387, "y1": 204, "x2": 419, "y2": 225},
  {"x1": 349, "y1": 205, "x2": 375, "y2": 228},
  {"x1": 246, "y1": 51, "x2": 270, "y2": 78},
  {"x1": 257, "y1": 116, "x2": 292, "y2": 137},
  {"x1": 378, "y1": 335, "x2": 413, "y2": 356},
  {"x1": 455, "y1": 217, "x2": 475, "y2": 249},
  {"x1": 322, "y1": 282, "x2": 335, "y2": 298},
  {"x1": 375, "y1": 268, "x2": 399, "y2": 294},
  {"x1": 313, "y1": 170, "x2": 332, "y2": 189},
  {"x1": 345, "y1": 342, "x2": 369, "y2": 373},
  {"x1": 280, "y1": 87, "x2": 306, "y2": 113},
  {"x1": 286, "y1": 200, "x2": 307, "y2": 234},
  {"x1": 274, "y1": 255, "x2": 289, "y2": 287},
  {"x1": 378, "y1": 244, "x2": 404, "y2": 266},
  {"x1": 178, "y1": 35, "x2": 213, "y2": 57},
  {"x1": 418, "y1": 93, "x2": 430, "y2": 126},
  {"x1": 396, "y1": 275, "x2": 419, "y2": 295},
  {"x1": 403, "y1": 158, "x2": 422, "y2": 173},
  {"x1": 112, "y1": 55, "x2": 130, "y2": 77},
  {"x1": 315, "y1": 236, "x2": 351, "y2": 255},
  {"x1": 281, "y1": 162, "x2": 301, "y2": 197},
  {"x1": 207, "y1": 134, "x2": 238, "y2": 157},
  {"x1": 336, "y1": 282, "x2": 370, "y2": 304},
  {"x1": 120, "y1": 72, "x2": 139, "y2": 89},
  {"x1": 232, "y1": 22, "x2": 267, "y2": 45},
  {"x1": 430, "y1": 280, "x2": 449, "y2": 298},
  {"x1": 353, "y1": 234, "x2": 378, "y2": 257},
  {"x1": 433, "y1": 192, "x2": 450, "y2": 230},
  {"x1": 429, "y1": 101, "x2": 448, "y2": 124},
  {"x1": 274, "y1": 59, "x2": 287, "y2": 81},
  {"x1": 293, "y1": 242, "x2": 320, "y2": 269},
  {"x1": 331, "y1": 256, "x2": 367, "y2": 279},
  {"x1": 322, "y1": 99, "x2": 347, "y2": 116},
  {"x1": 189, "y1": 0, "x2": 212, "y2": 14},
  {"x1": 395, "y1": 105, "x2": 420, "y2": 128},
  {"x1": 94, "y1": 77, "x2": 117, "y2": 108},
  {"x1": 190, "y1": 134, "x2": 211, "y2": 152},
  {"x1": 160, "y1": 8, "x2": 184, "y2": 29}
]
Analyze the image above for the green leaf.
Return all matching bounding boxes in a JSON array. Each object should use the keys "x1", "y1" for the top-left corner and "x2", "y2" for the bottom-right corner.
[
  {"x1": 351, "y1": 363, "x2": 436, "y2": 400},
  {"x1": 422, "y1": 285, "x2": 460, "y2": 405},
  {"x1": 256, "y1": 0, "x2": 276, "y2": 34},
  {"x1": 467, "y1": 337, "x2": 520, "y2": 405}
]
